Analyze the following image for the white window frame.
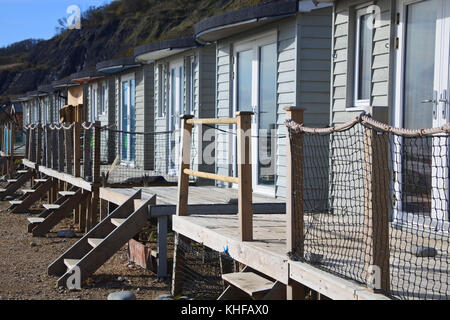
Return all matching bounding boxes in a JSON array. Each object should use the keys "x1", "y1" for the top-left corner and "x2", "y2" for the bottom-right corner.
[
  {"x1": 157, "y1": 64, "x2": 166, "y2": 118},
  {"x1": 232, "y1": 30, "x2": 278, "y2": 197},
  {"x1": 188, "y1": 56, "x2": 195, "y2": 115},
  {"x1": 91, "y1": 83, "x2": 98, "y2": 122},
  {"x1": 119, "y1": 73, "x2": 136, "y2": 165},
  {"x1": 99, "y1": 82, "x2": 108, "y2": 117},
  {"x1": 353, "y1": 8, "x2": 373, "y2": 108}
]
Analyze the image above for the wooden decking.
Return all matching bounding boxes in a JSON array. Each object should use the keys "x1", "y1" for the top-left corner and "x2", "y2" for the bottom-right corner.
[
  {"x1": 99, "y1": 186, "x2": 284, "y2": 206},
  {"x1": 99, "y1": 186, "x2": 388, "y2": 300}
]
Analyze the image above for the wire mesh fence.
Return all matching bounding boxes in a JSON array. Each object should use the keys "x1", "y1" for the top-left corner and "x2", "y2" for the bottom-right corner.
[
  {"x1": 98, "y1": 126, "x2": 200, "y2": 185},
  {"x1": 287, "y1": 115, "x2": 450, "y2": 300},
  {"x1": 175, "y1": 236, "x2": 236, "y2": 300},
  {"x1": 23, "y1": 123, "x2": 203, "y2": 186}
]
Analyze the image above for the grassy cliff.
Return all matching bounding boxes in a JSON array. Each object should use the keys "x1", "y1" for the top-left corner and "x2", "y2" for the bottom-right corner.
[{"x1": 0, "y1": 0, "x2": 275, "y2": 103}]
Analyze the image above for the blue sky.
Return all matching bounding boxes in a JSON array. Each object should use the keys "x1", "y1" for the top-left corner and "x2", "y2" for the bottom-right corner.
[{"x1": 0, "y1": 0, "x2": 114, "y2": 48}]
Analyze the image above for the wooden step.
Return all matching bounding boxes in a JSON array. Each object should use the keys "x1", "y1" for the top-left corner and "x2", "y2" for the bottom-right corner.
[
  {"x1": 9, "y1": 200, "x2": 23, "y2": 205},
  {"x1": 111, "y1": 218, "x2": 126, "y2": 227},
  {"x1": 21, "y1": 189, "x2": 35, "y2": 193},
  {"x1": 47, "y1": 191, "x2": 156, "y2": 287},
  {"x1": 7, "y1": 179, "x2": 17, "y2": 183},
  {"x1": 42, "y1": 204, "x2": 61, "y2": 210},
  {"x1": 34, "y1": 179, "x2": 48, "y2": 183},
  {"x1": 17, "y1": 170, "x2": 29, "y2": 174},
  {"x1": 58, "y1": 191, "x2": 76, "y2": 196},
  {"x1": 64, "y1": 259, "x2": 80, "y2": 269},
  {"x1": 0, "y1": 188, "x2": 6, "y2": 193},
  {"x1": 27, "y1": 217, "x2": 45, "y2": 224},
  {"x1": 87, "y1": 238, "x2": 103, "y2": 248},
  {"x1": 222, "y1": 272, "x2": 275, "y2": 298}
]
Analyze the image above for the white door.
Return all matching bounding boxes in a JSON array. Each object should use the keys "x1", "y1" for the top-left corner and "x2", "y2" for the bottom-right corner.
[
  {"x1": 394, "y1": 0, "x2": 450, "y2": 230},
  {"x1": 233, "y1": 33, "x2": 277, "y2": 195},
  {"x1": 168, "y1": 60, "x2": 184, "y2": 176},
  {"x1": 120, "y1": 75, "x2": 136, "y2": 164}
]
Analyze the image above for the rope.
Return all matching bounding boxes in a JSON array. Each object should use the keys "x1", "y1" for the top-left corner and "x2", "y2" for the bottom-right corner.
[{"x1": 286, "y1": 112, "x2": 450, "y2": 137}]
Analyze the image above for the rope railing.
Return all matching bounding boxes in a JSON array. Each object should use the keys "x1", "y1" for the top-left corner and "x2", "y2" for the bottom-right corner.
[{"x1": 286, "y1": 109, "x2": 450, "y2": 300}]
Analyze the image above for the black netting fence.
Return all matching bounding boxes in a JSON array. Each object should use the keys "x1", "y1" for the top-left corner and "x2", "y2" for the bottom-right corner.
[
  {"x1": 175, "y1": 236, "x2": 237, "y2": 300},
  {"x1": 287, "y1": 117, "x2": 450, "y2": 300},
  {"x1": 98, "y1": 126, "x2": 199, "y2": 185}
]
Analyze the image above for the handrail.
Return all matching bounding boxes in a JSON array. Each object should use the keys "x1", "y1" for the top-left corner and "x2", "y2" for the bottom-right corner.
[
  {"x1": 183, "y1": 168, "x2": 238, "y2": 184},
  {"x1": 186, "y1": 117, "x2": 238, "y2": 125},
  {"x1": 175, "y1": 111, "x2": 254, "y2": 241}
]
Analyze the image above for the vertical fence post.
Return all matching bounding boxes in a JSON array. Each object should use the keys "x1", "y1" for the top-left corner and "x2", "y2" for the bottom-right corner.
[
  {"x1": 284, "y1": 107, "x2": 305, "y2": 300},
  {"x1": 172, "y1": 114, "x2": 194, "y2": 297},
  {"x1": 25, "y1": 127, "x2": 29, "y2": 162},
  {"x1": 176, "y1": 115, "x2": 194, "y2": 216},
  {"x1": 82, "y1": 124, "x2": 91, "y2": 180},
  {"x1": 89, "y1": 121, "x2": 101, "y2": 229},
  {"x1": 363, "y1": 127, "x2": 390, "y2": 293},
  {"x1": 52, "y1": 129, "x2": 58, "y2": 170},
  {"x1": 36, "y1": 124, "x2": 42, "y2": 166},
  {"x1": 46, "y1": 125, "x2": 52, "y2": 168},
  {"x1": 65, "y1": 126, "x2": 73, "y2": 174},
  {"x1": 157, "y1": 215, "x2": 168, "y2": 280},
  {"x1": 93, "y1": 121, "x2": 101, "y2": 184},
  {"x1": 236, "y1": 111, "x2": 253, "y2": 242},
  {"x1": 58, "y1": 129, "x2": 65, "y2": 172},
  {"x1": 9, "y1": 123, "x2": 15, "y2": 176},
  {"x1": 73, "y1": 122, "x2": 81, "y2": 177}
]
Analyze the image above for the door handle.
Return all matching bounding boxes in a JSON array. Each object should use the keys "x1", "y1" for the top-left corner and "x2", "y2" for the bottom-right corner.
[
  {"x1": 423, "y1": 91, "x2": 440, "y2": 119},
  {"x1": 440, "y1": 89, "x2": 448, "y2": 119}
]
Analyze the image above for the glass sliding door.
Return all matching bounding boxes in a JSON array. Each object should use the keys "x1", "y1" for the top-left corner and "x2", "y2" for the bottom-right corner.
[
  {"x1": 258, "y1": 43, "x2": 277, "y2": 187},
  {"x1": 120, "y1": 75, "x2": 136, "y2": 164},
  {"x1": 234, "y1": 32, "x2": 277, "y2": 195},
  {"x1": 394, "y1": 0, "x2": 450, "y2": 228},
  {"x1": 168, "y1": 60, "x2": 184, "y2": 176}
]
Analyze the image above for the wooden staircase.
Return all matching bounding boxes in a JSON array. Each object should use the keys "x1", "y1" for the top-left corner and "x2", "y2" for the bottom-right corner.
[
  {"x1": 0, "y1": 169, "x2": 33, "y2": 200},
  {"x1": 9, "y1": 178, "x2": 56, "y2": 213},
  {"x1": 48, "y1": 190, "x2": 155, "y2": 287},
  {"x1": 27, "y1": 186, "x2": 90, "y2": 236},
  {"x1": 219, "y1": 270, "x2": 286, "y2": 300}
]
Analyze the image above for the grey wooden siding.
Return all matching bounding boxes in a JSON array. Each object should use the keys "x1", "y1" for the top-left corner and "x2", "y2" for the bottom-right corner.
[
  {"x1": 214, "y1": 8, "x2": 332, "y2": 199},
  {"x1": 152, "y1": 45, "x2": 216, "y2": 178},
  {"x1": 109, "y1": 65, "x2": 154, "y2": 169},
  {"x1": 331, "y1": 0, "x2": 392, "y2": 125},
  {"x1": 330, "y1": 0, "x2": 393, "y2": 214}
]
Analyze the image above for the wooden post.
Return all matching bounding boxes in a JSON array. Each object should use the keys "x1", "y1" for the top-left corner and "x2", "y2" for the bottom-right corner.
[
  {"x1": 58, "y1": 129, "x2": 65, "y2": 172},
  {"x1": 236, "y1": 111, "x2": 253, "y2": 242},
  {"x1": 172, "y1": 114, "x2": 194, "y2": 297},
  {"x1": 73, "y1": 122, "x2": 81, "y2": 177},
  {"x1": 90, "y1": 188, "x2": 99, "y2": 230},
  {"x1": 65, "y1": 127, "x2": 73, "y2": 174},
  {"x1": 363, "y1": 127, "x2": 390, "y2": 293},
  {"x1": 157, "y1": 215, "x2": 168, "y2": 280},
  {"x1": 36, "y1": 125, "x2": 42, "y2": 165},
  {"x1": 25, "y1": 127, "x2": 29, "y2": 161},
  {"x1": 176, "y1": 115, "x2": 194, "y2": 216},
  {"x1": 45, "y1": 125, "x2": 51, "y2": 168},
  {"x1": 52, "y1": 129, "x2": 58, "y2": 170},
  {"x1": 83, "y1": 125, "x2": 91, "y2": 180},
  {"x1": 9, "y1": 123, "x2": 15, "y2": 176},
  {"x1": 93, "y1": 121, "x2": 101, "y2": 184},
  {"x1": 284, "y1": 107, "x2": 306, "y2": 300},
  {"x1": 100, "y1": 199, "x2": 108, "y2": 220},
  {"x1": 86, "y1": 192, "x2": 93, "y2": 232},
  {"x1": 79, "y1": 189, "x2": 86, "y2": 232}
]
